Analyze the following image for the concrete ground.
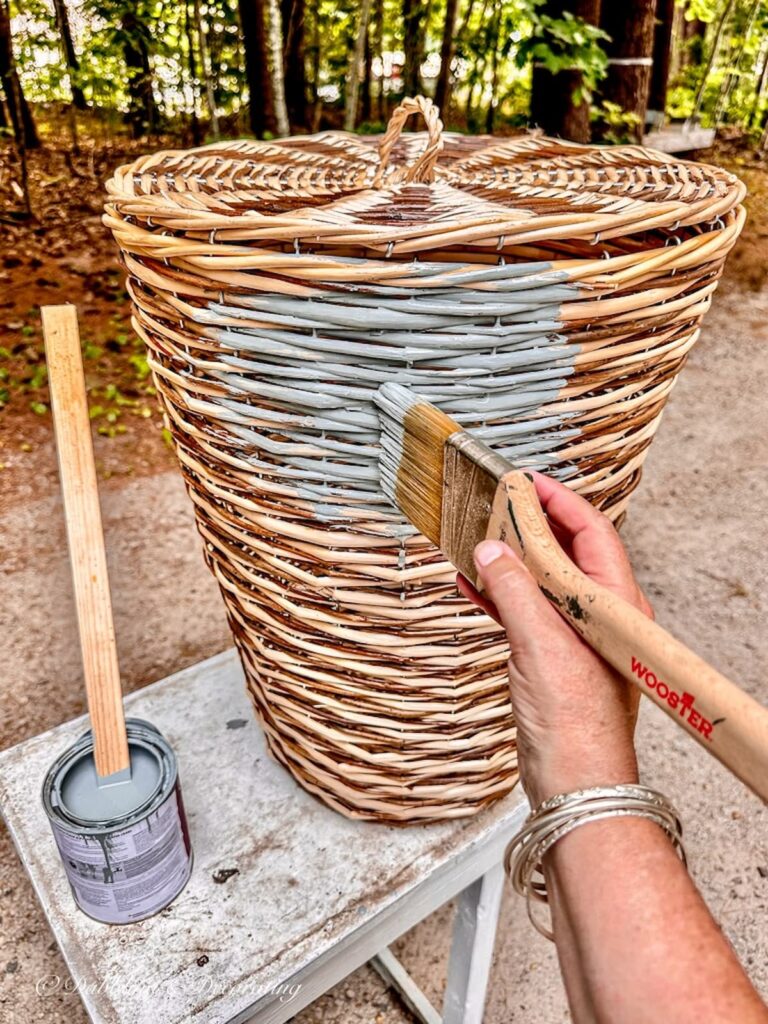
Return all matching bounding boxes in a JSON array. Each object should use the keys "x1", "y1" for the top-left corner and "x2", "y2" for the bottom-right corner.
[{"x1": 1, "y1": 285, "x2": 766, "y2": 1023}]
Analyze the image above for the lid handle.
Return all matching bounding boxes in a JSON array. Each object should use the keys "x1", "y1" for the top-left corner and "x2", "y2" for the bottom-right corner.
[{"x1": 374, "y1": 95, "x2": 444, "y2": 187}]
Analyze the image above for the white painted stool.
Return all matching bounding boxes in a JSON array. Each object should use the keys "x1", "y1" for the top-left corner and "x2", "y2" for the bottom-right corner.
[{"x1": 0, "y1": 650, "x2": 528, "y2": 1024}]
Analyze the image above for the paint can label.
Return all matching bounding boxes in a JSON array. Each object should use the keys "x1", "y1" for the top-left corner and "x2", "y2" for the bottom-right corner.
[{"x1": 51, "y1": 788, "x2": 192, "y2": 925}]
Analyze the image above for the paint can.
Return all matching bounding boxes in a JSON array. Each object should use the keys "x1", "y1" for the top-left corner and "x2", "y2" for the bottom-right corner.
[{"x1": 42, "y1": 718, "x2": 192, "y2": 924}]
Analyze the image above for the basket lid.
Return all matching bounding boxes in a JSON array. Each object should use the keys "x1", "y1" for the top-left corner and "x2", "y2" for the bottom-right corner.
[{"x1": 106, "y1": 96, "x2": 744, "y2": 255}]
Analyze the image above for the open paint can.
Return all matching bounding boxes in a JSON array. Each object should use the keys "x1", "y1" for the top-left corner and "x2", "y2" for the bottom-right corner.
[{"x1": 42, "y1": 718, "x2": 192, "y2": 924}]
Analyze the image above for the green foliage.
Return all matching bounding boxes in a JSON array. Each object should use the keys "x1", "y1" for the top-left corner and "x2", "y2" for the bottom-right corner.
[
  {"x1": 12, "y1": 0, "x2": 246, "y2": 119},
  {"x1": 665, "y1": 1, "x2": 768, "y2": 132},
  {"x1": 83, "y1": 342, "x2": 104, "y2": 360},
  {"x1": 591, "y1": 100, "x2": 642, "y2": 144},
  {"x1": 88, "y1": 382, "x2": 144, "y2": 436},
  {"x1": 356, "y1": 120, "x2": 388, "y2": 134},
  {"x1": 685, "y1": 0, "x2": 721, "y2": 23},
  {"x1": 5, "y1": 0, "x2": 768, "y2": 144},
  {"x1": 518, "y1": 7, "x2": 610, "y2": 104},
  {"x1": 27, "y1": 363, "x2": 48, "y2": 390},
  {"x1": 129, "y1": 353, "x2": 150, "y2": 380}
]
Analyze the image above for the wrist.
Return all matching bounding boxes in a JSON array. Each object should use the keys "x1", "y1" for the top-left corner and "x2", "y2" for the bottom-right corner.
[{"x1": 520, "y1": 740, "x2": 639, "y2": 807}]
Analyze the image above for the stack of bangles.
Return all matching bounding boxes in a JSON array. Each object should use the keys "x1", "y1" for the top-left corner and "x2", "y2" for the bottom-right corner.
[{"x1": 504, "y1": 783, "x2": 686, "y2": 940}]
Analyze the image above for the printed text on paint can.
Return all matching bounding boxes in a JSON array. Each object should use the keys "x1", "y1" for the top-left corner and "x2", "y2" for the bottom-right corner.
[
  {"x1": 51, "y1": 790, "x2": 191, "y2": 923},
  {"x1": 630, "y1": 657, "x2": 714, "y2": 739}
]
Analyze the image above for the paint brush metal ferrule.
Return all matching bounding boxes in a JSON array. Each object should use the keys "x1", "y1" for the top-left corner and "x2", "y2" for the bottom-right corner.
[
  {"x1": 441, "y1": 433, "x2": 515, "y2": 582},
  {"x1": 446, "y1": 431, "x2": 512, "y2": 483}
]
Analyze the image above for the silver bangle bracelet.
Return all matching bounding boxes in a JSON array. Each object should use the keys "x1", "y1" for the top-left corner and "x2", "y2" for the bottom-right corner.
[{"x1": 504, "y1": 784, "x2": 686, "y2": 940}]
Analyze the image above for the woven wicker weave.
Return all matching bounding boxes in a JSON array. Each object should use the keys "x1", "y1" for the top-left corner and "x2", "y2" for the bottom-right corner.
[{"x1": 105, "y1": 97, "x2": 744, "y2": 823}]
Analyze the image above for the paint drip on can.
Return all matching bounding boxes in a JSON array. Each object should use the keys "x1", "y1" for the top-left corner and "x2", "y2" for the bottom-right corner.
[{"x1": 42, "y1": 718, "x2": 192, "y2": 924}]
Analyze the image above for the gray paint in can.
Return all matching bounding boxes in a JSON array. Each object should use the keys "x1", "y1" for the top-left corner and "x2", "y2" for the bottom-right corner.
[{"x1": 42, "y1": 718, "x2": 193, "y2": 924}]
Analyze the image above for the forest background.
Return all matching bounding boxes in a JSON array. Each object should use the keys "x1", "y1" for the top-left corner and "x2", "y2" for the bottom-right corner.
[
  {"x1": 1, "y1": 0, "x2": 767, "y2": 490},
  {"x1": 4, "y1": 0, "x2": 768, "y2": 149}
]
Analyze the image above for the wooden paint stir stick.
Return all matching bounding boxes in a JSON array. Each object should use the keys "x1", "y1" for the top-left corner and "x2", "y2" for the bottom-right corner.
[{"x1": 42, "y1": 305, "x2": 130, "y2": 782}]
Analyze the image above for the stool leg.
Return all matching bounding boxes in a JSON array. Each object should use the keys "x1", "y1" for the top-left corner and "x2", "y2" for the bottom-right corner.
[{"x1": 442, "y1": 862, "x2": 505, "y2": 1024}]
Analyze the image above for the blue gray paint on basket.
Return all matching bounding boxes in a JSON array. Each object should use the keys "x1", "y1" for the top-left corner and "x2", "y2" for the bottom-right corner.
[{"x1": 160, "y1": 258, "x2": 583, "y2": 531}]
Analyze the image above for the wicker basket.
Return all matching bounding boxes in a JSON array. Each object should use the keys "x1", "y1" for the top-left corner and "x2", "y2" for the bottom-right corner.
[{"x1": 105, "y1": 97, "x2": 744, "y2": 823}]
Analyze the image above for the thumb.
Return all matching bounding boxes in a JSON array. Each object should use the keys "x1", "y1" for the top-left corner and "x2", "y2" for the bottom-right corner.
[{"x1": 474, "y1": 540, "x2": 565, "y2": 661}]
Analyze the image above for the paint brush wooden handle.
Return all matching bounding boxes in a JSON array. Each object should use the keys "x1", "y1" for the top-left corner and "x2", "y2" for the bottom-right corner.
[
  {"x1": 485, "y1": 470, "x2": 768, "y2": 804},
  {"x1": 42, "y1": 305, "x2": 130, "y2": 779}
]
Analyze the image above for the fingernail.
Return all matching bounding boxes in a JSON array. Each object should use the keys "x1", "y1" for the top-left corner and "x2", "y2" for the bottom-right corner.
[{"x1": 474, "y1": 540, "x2": 507, "y2": 568}]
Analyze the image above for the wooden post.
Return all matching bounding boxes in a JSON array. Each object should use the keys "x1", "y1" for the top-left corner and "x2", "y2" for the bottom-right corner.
[
  {"x1": 42, "y1": 306, "x2": 130, "y2": 779},
  {"x1": 442, "y1": 864, "x2": 506, "y2": 1024},
  {"x1": 649, "y1": 0, "x2": 675, "y2": 117},
  {"x1": 599, "y1": 0, "x2": 657, "y2": 142}
]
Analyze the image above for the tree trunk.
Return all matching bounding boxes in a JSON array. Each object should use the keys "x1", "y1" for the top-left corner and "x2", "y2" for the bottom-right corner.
[
  {"x1": 184, "y1": 0, "x2": 202, "y2": 145},
  {"x1": 0, "y1": 0, "x2": 39, "y2": 149},
  {"x1": 434, "y1": 0, "x2": 459, "y2": 116},
  {"x1": 52, "y1": 0, "x2": 87, "y2": 110},
  {"x1": 485, "y1": 0, "x2": 502, "y2": 133},
  {"x1": 360, "y1": 16, "x2": 372, "y2": 122},
  {"x1": 680, "y1": 16, "x2": 707, "y2": 68},
  {"x1": 121, "y1": 9, "x2": 158, "y2": 138},
  {"x1": 308, "y1": 0, "x2": 321, "y2": 128},
  {"x1": 648, "y1": 0, "x2": 674, "y2": 115},
  {"x1": 456, "y1": 0, "x2": 478, "y2": 45},
  {"x1": 598, "y1": 0, "x2": 657, "y2": 142},
  {"x1": 373, "y1": 0, "x2": 385, "y2": 121},
  {"x1": 344, "y1": 0, "x2": 373, "y2": 130},
  {"x1": 465, "y1": 77, "x2": 479, "y2": 129},
  {"x1": 668, "y1": 1, "x2": 683, "y2": 80},
  {"x1": 281, "y1": 0, "x2": 308, "y2": 129},
  {"x1": 530, "y1": 0, "x2": 602, "y2": 143},
  {"x1": 749, "y1": 38, "x2": 768, "y2": 130},
  {"x1": 266, "y1": 0, "x2": 290, "y2": 135},
  {"x1": 239, "y1": 0, "x2": 277, "y2": 137},
  {"x1": 464, "y1": 0, "x2": 490, "y2": 134},
  {"x1": 402, "y1": 0, "x2": 425, "y2": 96},
  {"x1": 195, "y1": 0, "x2": 220, "y2": 137},
  {"x1": 712, "y1": 0, "x2": 761, "y2": 127},
  {"x1": 65, "y1": 86, "x2": 79, "y2": 153},
  {"x1": 690, "y1": 0, "x2": 735, "y2": 123}
]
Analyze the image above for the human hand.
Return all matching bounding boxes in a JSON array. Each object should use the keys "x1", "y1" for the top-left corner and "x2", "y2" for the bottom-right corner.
[{"x1": 457, "y1": 472, "x2": 654, "y2": 806}]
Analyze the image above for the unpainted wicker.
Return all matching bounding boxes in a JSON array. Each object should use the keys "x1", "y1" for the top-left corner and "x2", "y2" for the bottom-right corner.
[{"x1": 105, "y1": 96, "x2": 745, "y2": 822}]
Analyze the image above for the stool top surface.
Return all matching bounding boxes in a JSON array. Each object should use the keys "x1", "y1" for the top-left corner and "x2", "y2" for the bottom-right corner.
[{"x1": 0, "y1": 650, "x2": 526, "y2": 1024}]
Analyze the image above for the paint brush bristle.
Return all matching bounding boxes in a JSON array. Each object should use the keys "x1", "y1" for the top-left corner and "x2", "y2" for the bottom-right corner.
[{"x1": 375, "y1": 383, "x2": 461, "y2": 545}]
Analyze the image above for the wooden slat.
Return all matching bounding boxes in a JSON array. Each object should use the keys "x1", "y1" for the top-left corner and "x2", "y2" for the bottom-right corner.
[
  {"x1": 371, "y1": 948, "x2": 442, "y2": 1024},
  {"x1": 442, "y1": 863, "x2": 505, "y2": 1024}
]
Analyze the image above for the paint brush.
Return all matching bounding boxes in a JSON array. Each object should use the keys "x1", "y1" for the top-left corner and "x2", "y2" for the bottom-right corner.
[{"x1": 375, "y1": 382, "x2": 768, "y2": 803}]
